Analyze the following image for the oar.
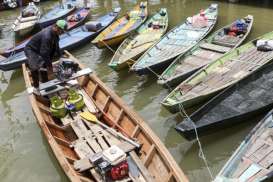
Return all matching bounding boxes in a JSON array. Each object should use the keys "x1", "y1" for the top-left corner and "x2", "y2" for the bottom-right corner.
[{"x1": 80, "y1": 111, "x2": 141, "y2": 148}]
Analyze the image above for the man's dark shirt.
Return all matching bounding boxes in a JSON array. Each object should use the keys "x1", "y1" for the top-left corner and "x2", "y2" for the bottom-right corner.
[{"x1": 25, "y1": 26, "x2": 61, "y2": 67}]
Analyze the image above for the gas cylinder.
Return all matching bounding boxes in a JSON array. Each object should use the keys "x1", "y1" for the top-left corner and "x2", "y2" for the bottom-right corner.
[
  {"x1": 67, "y1": 89, "x2": 85, "y2": 111},
  {"x1": 50, "y1": 96, "x2": 67, "y2": 118}
]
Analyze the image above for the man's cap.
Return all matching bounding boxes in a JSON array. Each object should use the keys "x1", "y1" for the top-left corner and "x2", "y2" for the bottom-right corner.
[{"x1": 56, "y1": 20, "x2": 67, "y2": 30}]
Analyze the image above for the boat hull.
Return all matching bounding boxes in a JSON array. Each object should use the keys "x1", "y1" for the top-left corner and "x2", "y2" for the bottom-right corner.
[
  {"x1": 93, "y1": 33, "x2": 128, "y2": 49},
  {"x1": 176, "y1": 61, "x2": 273, "y2": 139},
  {"x1": 158, "y1": 67, "x2": 198, "y2": 88},
  {"x1": 213, "y1": 109, "x2": 273, "y2": 181},
  {"x1": 133, "y1": 56, "x2": 175, "y2": 75},
  {"x1": 162, "y1": 91, "x2": 214, "y2": 113},
  {"x1": 176, "y1": 104, "x2": 273, "y2": 140},
  {"x1": 92, "y1": 2, "x2": 148, "y2": 49},
  {"x1": 22, "y1": 51, "x2": 189, "y2": 182},
  {"x1": 108, "y1": 55, "x2": 136, "y2": 71},
  {"x1": 14, "y1": 25, "x2": 35, "y2": 37}
]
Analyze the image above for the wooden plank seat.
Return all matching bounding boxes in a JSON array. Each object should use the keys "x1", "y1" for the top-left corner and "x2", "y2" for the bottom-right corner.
[{"x1": 199, "y1": 42, "x2": 231, "y2": 53}]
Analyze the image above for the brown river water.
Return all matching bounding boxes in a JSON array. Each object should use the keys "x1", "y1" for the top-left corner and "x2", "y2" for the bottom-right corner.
[{"x1": 0, "y1": 0, "x2": 273, "y2": 181}]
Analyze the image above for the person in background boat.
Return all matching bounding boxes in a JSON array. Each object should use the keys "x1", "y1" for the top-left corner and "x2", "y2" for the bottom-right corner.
[
  {"x1": 191, "y1": 9, "x2": 208, "y2": 28},
  {"x1": 24, "y1": 20, "x2": 68, "y2": 94}
]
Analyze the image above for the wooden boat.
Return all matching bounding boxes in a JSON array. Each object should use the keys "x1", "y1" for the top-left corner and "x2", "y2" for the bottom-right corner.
[
  {"x1": 38, "y1": 2, "x2": 76, "y2": 28},
  {"x1": 92, "y1": 2, "x2": 148, "y2": 49},
  {"x1": 176, "y1": 61, "x2": 273, "y2": 140},
  {"x1": 12, "y1": 2, "x2": 41, "y2": 37},
  {"x1": 108, "y1": 8, "x2": 168, "y2": 71},
  {"x1": 130, "y1": 4, "x2": 218, "y2": 75},
  {"x1": 0, "y1": 9, "x2": 120, "y2": 71},
  {"x1": 22, "y1": 51, "x2": 189, "y2": 182},
  {"x1": 2, "y1": 7, "x2": 90, "y2": 57},
  {"x1": 66, "y1": 7, "x2": 90, "y2": 30},
  {"x1": 162, "y1": 31, "x2": 273, "y2": 113},
  {"x1": 158, "y1": 15, "x2": 253, "y2": 88},
  {"x1": 213, "y1": 109, "x2": 273, "y2": 182}
]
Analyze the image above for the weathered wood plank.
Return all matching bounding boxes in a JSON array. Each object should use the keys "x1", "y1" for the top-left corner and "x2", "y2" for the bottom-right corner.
[
  {"x1": 199, "y1": 43, "x2": 231, "y2": 53},
  {"x1": 131, "y1": 125, "x2": 140, "y2": 138},
  {"x1": 89, "y1": 124, "x2": 109, "y2": 150},
  {"x1": 249, "y1": 145, "x2": 273, "y2": 162},
  {"x1": 54, "y1": 136, "x2": 71, "y2": 147},
  {"x1": 144, "y1": 144, "x2": 156, "y2": 167},
  {"x1": 85, "y1": 133, "x2": 103, "y2": 153},
  {"x1": 233, "y1": 157, "x2": 253, "y2": 178},
  {"x1": 73, "y1": 140, "x2": 94, "y2": 159},
  {"x1": 70, "y1": 119, "x2": 90, "y2": 139},
  {"x1": 130, "y1": 151, "x2": 155, "y2": 182}
]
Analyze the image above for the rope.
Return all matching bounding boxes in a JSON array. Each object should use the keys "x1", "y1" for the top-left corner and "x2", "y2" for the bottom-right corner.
[{"x1": 101, "y1": 39, "x2": 214, "y2": 179}]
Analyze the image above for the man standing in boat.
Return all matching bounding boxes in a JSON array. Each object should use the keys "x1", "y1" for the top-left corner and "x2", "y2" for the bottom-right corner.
[{"x1": 24, "y1": 20, "x2": 67, "y2": 94}]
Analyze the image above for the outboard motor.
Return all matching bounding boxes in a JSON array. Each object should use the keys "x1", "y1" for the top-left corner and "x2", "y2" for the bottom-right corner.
[{"x1": 54, "y1": 60, "x2": 79, "y2": 81}]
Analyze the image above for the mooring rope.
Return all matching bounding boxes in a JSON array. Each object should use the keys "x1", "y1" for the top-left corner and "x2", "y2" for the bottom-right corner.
[{"x1": 101, "y1": 40, "x2": 214, "y2": 180}]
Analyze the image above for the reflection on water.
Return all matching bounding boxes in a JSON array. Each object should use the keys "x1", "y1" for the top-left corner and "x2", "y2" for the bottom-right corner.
[{"x1": 1, "y1": 0, "x2": 273, "y2": 181}]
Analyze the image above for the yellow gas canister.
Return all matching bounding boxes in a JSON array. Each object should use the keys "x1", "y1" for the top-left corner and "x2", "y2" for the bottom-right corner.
[
  {"x1": 50, "y1": 96, "x2": 67, "y2": 118},
  {"x1": 67, "y1": 89, "x2": 85, "y2": 111}
]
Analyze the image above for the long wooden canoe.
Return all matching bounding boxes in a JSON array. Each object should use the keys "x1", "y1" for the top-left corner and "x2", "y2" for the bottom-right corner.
[
  {"x1": 92, "y1": 2, "x2": 148, "y2": 49},
  {"x1": 176, "y1": 61, "x2": 273, "y2": 140},
  {"x1": 0, "y1": 9, "x2": 120, "y2": 71},
  {"x1": 22, "y1": 52, "x2": 189, "y2": 182},
  {"x1": 108, "y1": 8, "x2": 168, "y2": 71},
  {"x1": 162, "y1": 31, "x2": 273, "y2": 113},
  {"x1": 158, "y1": 15, "x2": 253, "y2": 88},
  {"x1": 213, "y1": 109, "x2": 273, "y2": 182},
  {"x1": 130, "y1": 4, "x2": 218, "y2": 75}
]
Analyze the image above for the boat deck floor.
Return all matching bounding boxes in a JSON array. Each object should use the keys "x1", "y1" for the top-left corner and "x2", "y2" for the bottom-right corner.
[
  {"x1": 231, "y1": 126, "x2": 273, "y2": 181},
  {"x1": 180, "y1": 47, "x2": 273, "y2": 101},
  {"x1": 173, "y1": 48, "x2": 223, "y2": 77},
  {"x1": 42, "y1": 86, "x2": 144, "y2": 181}
]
